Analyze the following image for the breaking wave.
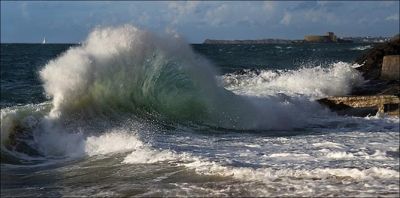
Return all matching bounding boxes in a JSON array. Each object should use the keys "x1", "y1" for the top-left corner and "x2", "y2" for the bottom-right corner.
[
  {"x1": 221, "y1": 62, "x2": 364, "y2": 98},
  {"x1": 351, "y1": 45, "x2": 372, "y2": 51},
  {"x1": 39, "y1": 25, "x2": 334, "y2": 130},
  {"x1": 1, "y1": 25, "x2": 366, "y2": 164}
]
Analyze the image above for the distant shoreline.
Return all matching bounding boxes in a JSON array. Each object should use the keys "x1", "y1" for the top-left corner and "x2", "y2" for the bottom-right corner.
[
  {"x1": 0, "y1": 35, "x2": 393, "y2": 45},
  {"x1": 203, "y1": 37, "x2": 391, "y2": 44}
]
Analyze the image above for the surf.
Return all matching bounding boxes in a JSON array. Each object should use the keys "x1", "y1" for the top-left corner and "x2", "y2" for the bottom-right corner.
[
  {"x1": 1, "y1": 25, "x2": 366, "y2": 164},
  {"x1": 40, "y1": 25, "x2": 325, "y2": 130}
]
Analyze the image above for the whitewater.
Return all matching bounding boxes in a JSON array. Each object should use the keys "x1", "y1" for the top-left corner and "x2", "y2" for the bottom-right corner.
[{"x1": 1, "y1": 25, "x2": 399, "y2": 197}]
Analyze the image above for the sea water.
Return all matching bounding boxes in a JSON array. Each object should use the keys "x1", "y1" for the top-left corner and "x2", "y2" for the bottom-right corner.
[{"x1": 1, "y1": 25, "x2": 399, "y2": 197}]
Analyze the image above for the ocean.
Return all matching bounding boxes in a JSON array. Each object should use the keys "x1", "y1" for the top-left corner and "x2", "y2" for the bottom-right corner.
[{"x1": 1, "y1": 26, "x2": 399, "y2": 197}]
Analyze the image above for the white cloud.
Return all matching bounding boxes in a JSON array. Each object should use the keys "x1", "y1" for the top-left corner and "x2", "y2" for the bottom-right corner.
[
  {"x1": 167, "y1": 1, "x2": 200, "y2": 25},
  {"x1": 165, "y1": 26, "x2": 180, "y2": 38},
  {"x1": 263, "y1": 1, "x2": 275, "y2": 12},
  {"x1": 168, "y1": 1, "x2": 199, "y2": 14},
  {"x1": 385, "y1": 13, "x2": 399, "y2": 21},
  {"x1": 205, "y1": 4, "x2": 230, "y2": 27},
  {"x1": 20, "y1": 2, "x2": 30, "y2": 19},
  {"x1": 280, "y1": 12, "x2": 292, "y2": 25},
  {"x1": 303, "y1": 9, "x2": 338, "y2": 24},
  {"x1": 3, "y1": 1, "x2": 399, "y2": 43}
]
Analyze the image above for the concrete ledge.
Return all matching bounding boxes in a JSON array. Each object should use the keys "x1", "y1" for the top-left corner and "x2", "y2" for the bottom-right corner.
[{"x1": 318, "y1": 95, "x2": 399, "y2": 116}]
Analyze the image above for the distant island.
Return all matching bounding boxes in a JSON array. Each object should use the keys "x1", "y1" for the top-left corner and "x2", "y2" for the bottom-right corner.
[{"x1": 203, "y1": 32, "x2": 392, "y2": 44}]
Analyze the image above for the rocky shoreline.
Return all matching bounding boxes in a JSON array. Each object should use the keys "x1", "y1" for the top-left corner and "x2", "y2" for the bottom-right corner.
[{"x1": 318, "y1": 35, "x2": 400, "y2": 117}]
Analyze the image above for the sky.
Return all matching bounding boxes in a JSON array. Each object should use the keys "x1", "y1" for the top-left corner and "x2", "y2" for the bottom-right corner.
[{"x1": 1, "y1": 1, "x2": 399, "y2": 43}]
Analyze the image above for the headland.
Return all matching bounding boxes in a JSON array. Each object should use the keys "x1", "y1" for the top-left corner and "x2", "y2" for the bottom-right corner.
[{"x1": 203, "y1": 32, "x2": 392, "y2": 44}]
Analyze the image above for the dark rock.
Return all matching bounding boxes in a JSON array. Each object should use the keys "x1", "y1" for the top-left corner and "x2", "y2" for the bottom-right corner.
[
  {"x1": 317, "y1": 35, "x2": 399, "y2": 117},
  {"x1": 350, "y1": 35, "x2": 400, "y2": 98},
  {"x1": 354, "y1": 37, "x2": 400, "y2": 80},
  {"x1": 351, "y1": 80, "x2": 400, "y2": 96}
]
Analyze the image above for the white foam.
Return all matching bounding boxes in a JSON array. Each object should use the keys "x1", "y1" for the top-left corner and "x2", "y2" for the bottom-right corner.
[
  {"x1": 245, "y1": 144, "x2": 261, "y2": 148},
  {"x1": 4, "y1": 113, "x2": 151, "y2": 159},
  {"x1": 222, "y1": 62, "x2": 364, "y2": 99},
  {"x1": 351, "y1": 45, "x2": 372, "y2": 51},
  {"x1": 68, "y1": 128, "x2": 180, "y2": 163},
  {"x1": 121, "y1": 145, "x2": 399, "y2": 182},
  {"x1": 1, "y1": 103, "x2": 50, "y2": 145},
  {"x1": 39, "y1": 25, "x2": 221, "y2": 120},
  {"x1": 313, "y1": 142, "x2": 345, "y2": 149},
  {"x1": 84, "y1": 130, "x2": 144, "y2": 156},
  {"x1": 359, "y1": 150, "x2": 392, "y2": 160},
  {"x1": 38, "y1": 24, "x2": 333, "y2": 130},
  {"x1": 268, "y1": 153, "x2": 311, "y2": 160},
  {"x1": 34, "y1": 125, "x2": 163, "y2": 161},
  {"x1": 325, "y1": 152, "x2": 355, "y2": 159},
  {"x1": 123, "y1": 148, "x2": 178, "y2": 164},
  {"x1": 184, "y1": 157, "x2": 399, "y2": 182},
  {"x1": 33, "y1": 119, "x2": 86, "y2": 158}
]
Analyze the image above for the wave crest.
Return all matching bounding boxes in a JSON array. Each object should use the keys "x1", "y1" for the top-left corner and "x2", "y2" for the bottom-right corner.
[
  {"x1": 39, "y1": 25, "x2": 323, "y2": 130},
  {"x1": 40, "y1": 25, "x2": 219, "y2": 121},
  {"x1": 222, "y1": 62, "x2": 364, "y2": 99}
]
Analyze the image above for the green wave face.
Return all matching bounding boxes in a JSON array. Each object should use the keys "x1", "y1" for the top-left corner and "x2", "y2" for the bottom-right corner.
[
  {"x1": 39, "y1": 25, "x2": 247, "y2": 127},
  {"x1": 39, "y1": 25, "x2": 322, "y2": 131}
]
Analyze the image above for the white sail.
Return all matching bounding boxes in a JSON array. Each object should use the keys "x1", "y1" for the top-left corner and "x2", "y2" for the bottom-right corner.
[{"x1": 42, "y1": 37, "x2": 46, "y2": 44}]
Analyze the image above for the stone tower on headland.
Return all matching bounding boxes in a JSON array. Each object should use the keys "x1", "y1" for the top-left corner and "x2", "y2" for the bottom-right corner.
[{"x1": 304, "y1": 32, "x2": 338, "y2": 43}]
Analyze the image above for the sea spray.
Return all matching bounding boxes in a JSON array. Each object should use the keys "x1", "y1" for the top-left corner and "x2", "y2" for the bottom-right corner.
[
  {"x1": 222, "y1": 62, "x2": 364, "y2": 98},
  {"x1": 40, "y1": 25, "x2": 223, "y2": 122},
  {"x1": 1, "y1": 25, "x2": 367, "y2": 163},
  {"x1": 39, "y1": 25, "x2": 322, "y2": 130},
  {"x1": 1, "y1": 26, "x2": 398, "y2": 197}
]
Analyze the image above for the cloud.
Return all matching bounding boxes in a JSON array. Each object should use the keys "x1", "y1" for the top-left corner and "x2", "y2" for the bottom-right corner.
[
  {"x1": 2, "y1": 1, "x2": 399, "y2": 43},
  {"x1": 386, "y1": 13, "x2": 399, "y2": 21},
  {"x1": 303, "y1": 9, "x2": 338, "y2": 24},
  {"x1": 280, "y1": 12, "x2": 292, "y2": 25},
  {"x1": 263, "y1": 1, "x2": 275, "y2": 12},
  {"x1": 205, "y1": 4, "x2": 230, "y2": 27},
  {"x1": 168, "y1": 1, "x2": 199, "y2": 14},
  {"x1": 167, "y1": 1, "x2": 200, "y2": 25},
  {"x1": 20, "y1": 2, "x2": 30, "y2": 19},
  {"x1": 165, "y1": 26, "x2": 180, "y2": 38},
  {"x1": 203, "y1": 2, "x2": 272, "y2": 28}
]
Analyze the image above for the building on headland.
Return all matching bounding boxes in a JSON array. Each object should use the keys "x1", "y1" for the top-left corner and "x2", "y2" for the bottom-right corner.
[
  {"x1": 304, "y1": 32, "x2": 338, "y2": 43},
  {"x1": 203, "y1": 32, "x2": 380, "y2": 44},
  {"x1": 304, "y1": 32, "x2": 354, "y2": 43}
]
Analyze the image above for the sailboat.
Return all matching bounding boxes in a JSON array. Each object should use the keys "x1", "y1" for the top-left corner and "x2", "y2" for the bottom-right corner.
[{"x1": 42, "y1": 37, "x2": 46, "y2": 44}]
